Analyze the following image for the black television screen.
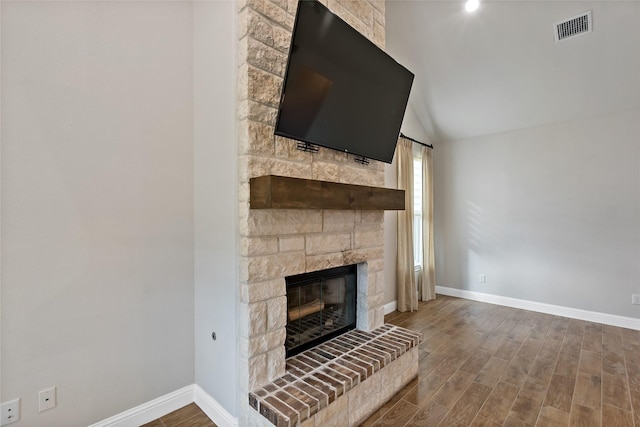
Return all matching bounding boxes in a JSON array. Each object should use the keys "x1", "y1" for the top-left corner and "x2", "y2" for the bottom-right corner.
[{"x1": 274, "y1": 0, "x2": 414, "y2": 164}]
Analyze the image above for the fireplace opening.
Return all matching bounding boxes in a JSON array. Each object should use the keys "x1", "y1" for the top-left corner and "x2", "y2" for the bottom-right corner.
[{"x1": 285, "y1": 264, "x2": 357, "y2": 357}]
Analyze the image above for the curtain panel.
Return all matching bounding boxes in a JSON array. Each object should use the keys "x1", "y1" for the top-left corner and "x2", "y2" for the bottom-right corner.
[
  {"x1": 396, "y1": 137, "x2": 418, "y2": 312},
  {"x1": 420, "y1": 145, "x2": 436, "y2": 302}
]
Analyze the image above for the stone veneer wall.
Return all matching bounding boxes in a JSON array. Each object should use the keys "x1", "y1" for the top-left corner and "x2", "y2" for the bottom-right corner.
[{"x1": 236, "y1": 0, "x2": 388, "y2": 424}]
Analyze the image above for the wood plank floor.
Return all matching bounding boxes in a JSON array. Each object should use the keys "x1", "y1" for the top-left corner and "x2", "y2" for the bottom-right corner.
[
  {"x1": 360, "y1": 295, "x2": 640, "y2": 426},
  {"x1": 141, "y1": 403, "x2": 216, "y2": 427}
]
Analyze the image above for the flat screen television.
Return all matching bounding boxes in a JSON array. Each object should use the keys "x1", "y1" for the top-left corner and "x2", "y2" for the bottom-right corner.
[{"x1": 274, "y1": 0, "x2": 414, "y2": 164}]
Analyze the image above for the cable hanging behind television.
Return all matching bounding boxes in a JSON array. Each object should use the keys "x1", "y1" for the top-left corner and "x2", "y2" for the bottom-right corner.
[{"x1": 275, "y1": 0, "x2": 414, "y2": 165}]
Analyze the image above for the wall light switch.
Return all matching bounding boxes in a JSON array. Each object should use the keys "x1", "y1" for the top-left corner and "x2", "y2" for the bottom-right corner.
[
  {"x1": 632, "y1": 294, "x2": 640, "y2": 305},
  {"x1": 479, "y1": 274, "x2": 486, "y2": 283}
]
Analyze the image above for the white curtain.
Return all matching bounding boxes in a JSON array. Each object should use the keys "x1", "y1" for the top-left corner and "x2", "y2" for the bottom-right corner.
[
  {"x1": 396, "y1": 138, "x2": 418, "y2": 312},
  {"x1": 419, "y1": 144, "x2": 436, "y2": 301}
]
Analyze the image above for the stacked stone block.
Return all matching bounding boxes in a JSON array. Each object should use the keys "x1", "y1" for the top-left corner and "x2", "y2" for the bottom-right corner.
[{"x1": 236, "y1": 0, "x2": 388, "y2": 424}]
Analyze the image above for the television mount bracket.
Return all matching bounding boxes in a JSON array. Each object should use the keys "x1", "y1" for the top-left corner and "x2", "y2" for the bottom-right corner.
[
  {"x1": 296, "y1": 142, "x2": 319, "y2": 153},
  {"x1": 354, "y1": 155, "x2": 370, "y2": 166}
]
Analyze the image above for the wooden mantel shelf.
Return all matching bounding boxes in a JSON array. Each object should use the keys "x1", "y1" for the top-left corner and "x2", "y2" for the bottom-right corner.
[{"x1": 249, "y1": 175, "x2": 405, "y2": 210}]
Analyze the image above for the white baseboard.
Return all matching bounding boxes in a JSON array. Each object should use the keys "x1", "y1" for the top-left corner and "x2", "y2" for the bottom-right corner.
[
  {"x1": 436, "y1": 286, "x2": 640, "y2": 331},
  {"x1": 89, "y1": 384, "x2": 238, "y2": 427},
  {"x1": 194, "y1": 384, "x2": 239, "y2": 427},
  {"x1": 88, "y1": 385, "x2": 195, "y2": 427},
  {"x1": 384, "y1": 300, "x2": 397, "y2": 315}
]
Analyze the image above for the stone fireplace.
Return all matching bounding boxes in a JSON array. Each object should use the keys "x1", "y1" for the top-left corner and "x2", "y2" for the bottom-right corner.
[{"x1": 236, "y1": 0, "x2": 419, "y2": 425}]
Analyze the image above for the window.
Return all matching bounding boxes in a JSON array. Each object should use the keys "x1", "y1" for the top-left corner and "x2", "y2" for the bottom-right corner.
[{"x1": 413, "y1": 154, "x2": 422, "y2": 268}]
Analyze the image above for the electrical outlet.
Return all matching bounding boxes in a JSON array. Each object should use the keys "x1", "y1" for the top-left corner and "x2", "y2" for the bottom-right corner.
[
  {"x1": 632, "y1": 294, "x2": 640, "y2": 305},
  {"x1": 479, "y1": 274, "x2": 486, "y2": 283},
  {"x1": 1, "y1": 398, "x2": 21, "y2": 425},
  {"x1": 39, "y1": 387, "x2": 56, "y2": 412}
]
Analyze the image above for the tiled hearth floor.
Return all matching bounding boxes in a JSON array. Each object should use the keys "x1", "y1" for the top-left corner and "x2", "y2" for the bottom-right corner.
[
  {"x1": 360, "y1": 295, "x2": 640, "y2": 426},
  {"x1": 143, "y1": 294, "x2": 640, "y2": 427}
]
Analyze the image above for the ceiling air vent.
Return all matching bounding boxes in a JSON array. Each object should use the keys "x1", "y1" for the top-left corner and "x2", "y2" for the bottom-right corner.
[{"x1": 554, "y1": 10, "x2": 592, "y2": 42}]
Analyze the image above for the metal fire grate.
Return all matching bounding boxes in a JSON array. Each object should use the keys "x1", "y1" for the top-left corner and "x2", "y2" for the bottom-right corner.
[{"x1": 285, "y1": 305, "x2": 347, "y2": 351}]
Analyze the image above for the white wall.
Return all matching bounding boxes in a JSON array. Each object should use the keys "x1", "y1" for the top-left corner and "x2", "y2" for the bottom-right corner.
[
  {"x1": 383, "y1": 105, "x2": 431, "y2": 305},
  {"x1": 1, "y1": 2, "x2": 195, "y2": 426},
  {"x1": 193, "y1": 0, "x2": 238, "y2": 418},
  {"x1": 434, "y1": 109, "x2": 640, "y2": 318}
]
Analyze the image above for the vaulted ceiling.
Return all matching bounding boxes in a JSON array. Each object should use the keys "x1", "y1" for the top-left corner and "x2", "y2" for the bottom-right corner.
[{"x1": 386, "y1": 1, "x2": 640, "y2": 143}]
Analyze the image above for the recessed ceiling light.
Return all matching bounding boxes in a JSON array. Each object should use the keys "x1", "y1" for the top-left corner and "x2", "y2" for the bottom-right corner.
[{"x1": 465, "y1": 0, "x2": 480, "y2": 13}]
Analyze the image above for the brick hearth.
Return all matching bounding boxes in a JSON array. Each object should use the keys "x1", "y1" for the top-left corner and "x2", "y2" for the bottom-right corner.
[{"x1": 250, "y1": 325, "x2": 422, "y2": 427}]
